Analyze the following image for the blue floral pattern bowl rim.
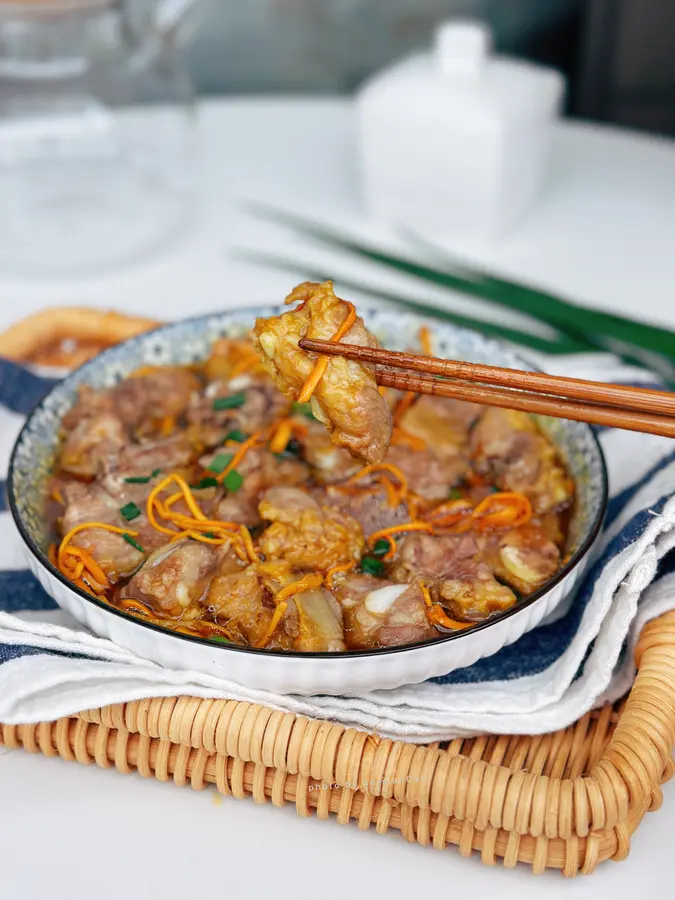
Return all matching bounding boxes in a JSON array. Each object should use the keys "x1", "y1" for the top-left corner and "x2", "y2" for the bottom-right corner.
[{"x1": 8, "y1": 311, "x2": 609, "y2": 661}]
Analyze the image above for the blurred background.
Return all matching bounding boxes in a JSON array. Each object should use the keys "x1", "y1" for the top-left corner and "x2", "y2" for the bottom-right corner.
[
  {"x1": 0, "y1": 0, "x2": 674, "y2": 352},
  {"x1": 187, "y1": 0, "x2": 674, "y2": 136}
]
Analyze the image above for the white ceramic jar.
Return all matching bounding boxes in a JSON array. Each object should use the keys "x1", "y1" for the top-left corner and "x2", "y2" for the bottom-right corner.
[{"x1": 355, "y1": 19, "x2": 565, "y2": 239}]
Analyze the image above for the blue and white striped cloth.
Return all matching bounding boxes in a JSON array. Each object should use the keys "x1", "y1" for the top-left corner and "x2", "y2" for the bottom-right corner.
[{"x1": 0, "y1": 354, "x2": 673, "y2": 742}]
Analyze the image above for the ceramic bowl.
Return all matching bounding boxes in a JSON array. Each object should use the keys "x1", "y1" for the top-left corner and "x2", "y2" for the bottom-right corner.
[{"x1": 8, "y1": 308, "x2": 607, "y2": 695}]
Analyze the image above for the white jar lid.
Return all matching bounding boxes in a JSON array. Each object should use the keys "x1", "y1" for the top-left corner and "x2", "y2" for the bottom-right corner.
[
  {"x1": 356, "y1": 17, "x2": 564, "y2": 126},
  {"x1": 434, "y1": 19, "x2": 492, "y2": 78}
]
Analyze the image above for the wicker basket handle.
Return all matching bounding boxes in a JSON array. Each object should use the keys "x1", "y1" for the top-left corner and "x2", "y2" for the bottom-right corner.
[{"x1": 594, "y1": 610, "x2": 675, "y2": 815}]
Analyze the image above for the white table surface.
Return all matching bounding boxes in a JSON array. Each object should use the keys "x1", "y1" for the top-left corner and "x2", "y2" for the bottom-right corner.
[{"x1": 1, "y1": 98, "x2": 674, "y2": 898}]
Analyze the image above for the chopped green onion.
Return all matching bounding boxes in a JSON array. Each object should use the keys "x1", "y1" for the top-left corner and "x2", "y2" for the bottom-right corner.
[
  {"x1": 210, "y1": 636, "x2": 231, "y2": 644},
  {"x1": 207, "y1": 452, "x2": 234, "y2": 474},
  {"x1": 191, "y1": 532, "x2": 216, "y2": 541},
  {"x1": 213, "y1": 391, "x2": 246, "y2": 411},
  {"x1": 291, "y1": 401, "x2": 316, "y2": 420},
  {"x1": 122, "y1": 533, "x2": 145, "y2": 553},
  {"x1": 371, "y1": 539, "x2": 391, "y2": 558},
  {"x1": 193, "y1": 476, "x2": 219, "y2": 490},
  {"x1": 360, "y1": 556, "x2": 385, "y2": 576},
  {"x1": 124, "y1": 468, "x2": 161, "y2": 484},
  {"x1": 120, "y1": 502, "x2": 141, "y2": 521},
  {"x1": 225, "y1": 428, "x2": 249, "y2": 443},
  {"x1": 222, "y1": 469, "x2": 243, "y2": 493},
  {"x1": 448, "y1": 488, "x2": 463, "y2": 500}
]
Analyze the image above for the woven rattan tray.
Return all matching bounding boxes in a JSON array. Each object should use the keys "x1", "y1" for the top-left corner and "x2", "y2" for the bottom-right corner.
[{"x1": 1, "y1": 309, "x2": 674, "y2": 877}]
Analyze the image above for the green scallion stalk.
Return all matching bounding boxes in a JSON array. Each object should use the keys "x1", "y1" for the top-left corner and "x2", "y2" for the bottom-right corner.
[
  {"x1": 238, "y1": 251, "x2": 588, "y2": 356},
  {"x1": 207, "y1": 452, "x2": 234, "y2": 475},
  {"x1": 213, "y1": 391, "x2": 246, "y2": 411},
  {"x1": 246, "y1": 204, "x2": 675, "y2": 381},
  {"x1": 225, "y1": 429, "x2": 249, "y2": 443},
  {"x1": 360, "y1": 556, "x2": 385, "y2": 576},
  {"x1": 122, "y1": 533, "x2": 144, "y2": 553},
  {"x1": 193, "y1": 476, "x2": 219, "y2": 490},
  {"x1": 222, "y1": 469, "x2": 243, "y2": 493},
  {"x1": 371, "y1": 539, "x2": 391, "y2": 558},
  {"x1": 124, "y1": 468, "x2": 161, "y2": 485}
]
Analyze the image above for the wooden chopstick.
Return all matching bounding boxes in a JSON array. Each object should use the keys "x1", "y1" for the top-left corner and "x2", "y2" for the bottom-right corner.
[
  {"x1": 299, "y1": 339, "x2": 675, "y2": 417},
  {"x1": 375, "y1": 366, "x2": 675, "y2": 437},
  {"x1": 298, "y1": 338, "x2": 675, "y2": 438}
]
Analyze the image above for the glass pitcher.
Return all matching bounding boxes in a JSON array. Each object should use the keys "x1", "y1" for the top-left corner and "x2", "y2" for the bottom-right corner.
[{"x1": 0, "y1": 0, "x2": 205, "y2": 276}]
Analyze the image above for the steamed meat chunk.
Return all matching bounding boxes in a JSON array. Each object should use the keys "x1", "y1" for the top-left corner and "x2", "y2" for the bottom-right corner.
[
  {"x1": 252, "y1": 280, "x2": 392, "y2": 464},
  {"x1": 471, "y1": 408, "x2": 573, "y2": 514},
  {"x1": 120, "y1": 539, "x2": 224, "y2": 617},
  {"x1": 61, "y1": 475, "x2": 175, "y2": 576},
  {"x1": 390, "y1": 531, "x2": 517, "y2": 622},
  {"x1": 112, "y1": 366, "x2": 200, "y2": 433},
  {"x1": 206, "y1": 566, "x2": 344, "y2": 652},
  {"x1": 389, "y1": 532, "x2": 479, "y2": 585},
  {"x1": 97, "y1": 471, "x2": 220, "y2": 542},
  {"x1": 99, "y1": 472, "x2": 154, "y2": 508},
  {"x1": 299, "y1": 418, "x2": 361, "y2": 483},
  {"x1": 211, "y1": 447, "x2": 309, "y2": 527},
  {"x1": 438, "y1": 571, "x2": 517, "y2": 622},
  {"x1": 335, "y1": 575, "x2": 436, "y2": 648},
  {"x1": 188, "y1": 380, "x2": 287, "y2": 447},
  {"x1": 59, "y1": 368, "x2": 198, "y2": 477},
  {"x1": 385, "y1": 444, "x2": 467, "y2": 503},
  {"x1": 61, "y1": 482, "x2": 146, "y2": 580},
  {"x1": 116, "y1": 434, "x2": 195, "y2": 476},
  {"x1": 62, "y1": 385, "x2": 114, "y2": 429},
  {"x1": 215, "y1": 494, "x2": 260, "y2": 529},
  {"x1": 63, "y1": 368, "x2": 199, "y2": 438},
  {"x1": 60, "y1": 412, "x2": 126, "y2": 478},
  {"x1": 478, "y1": 525, "x2": 560, "y2": 595},
  {"x1": 226, "y1": 382, "x2": 287, "y2": 432},
  {"x1": 324, "y1": 485, "x2": 410, "y2": 538},
  {"x1": 399, "y1": 395, "x2": 481, "y2": 458},
  {"x1": 292, "y1": 586, "x2": 345, "y2": 652},
  {"x1": 258, "y1": 486, "x2": 364, "y2": 570},
  {"x1": 205, "y1": 568, "x2": 295, "y2": 649},
  {"x1": 242, "y1": 446, "x2": 309, "y2": 490}
]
